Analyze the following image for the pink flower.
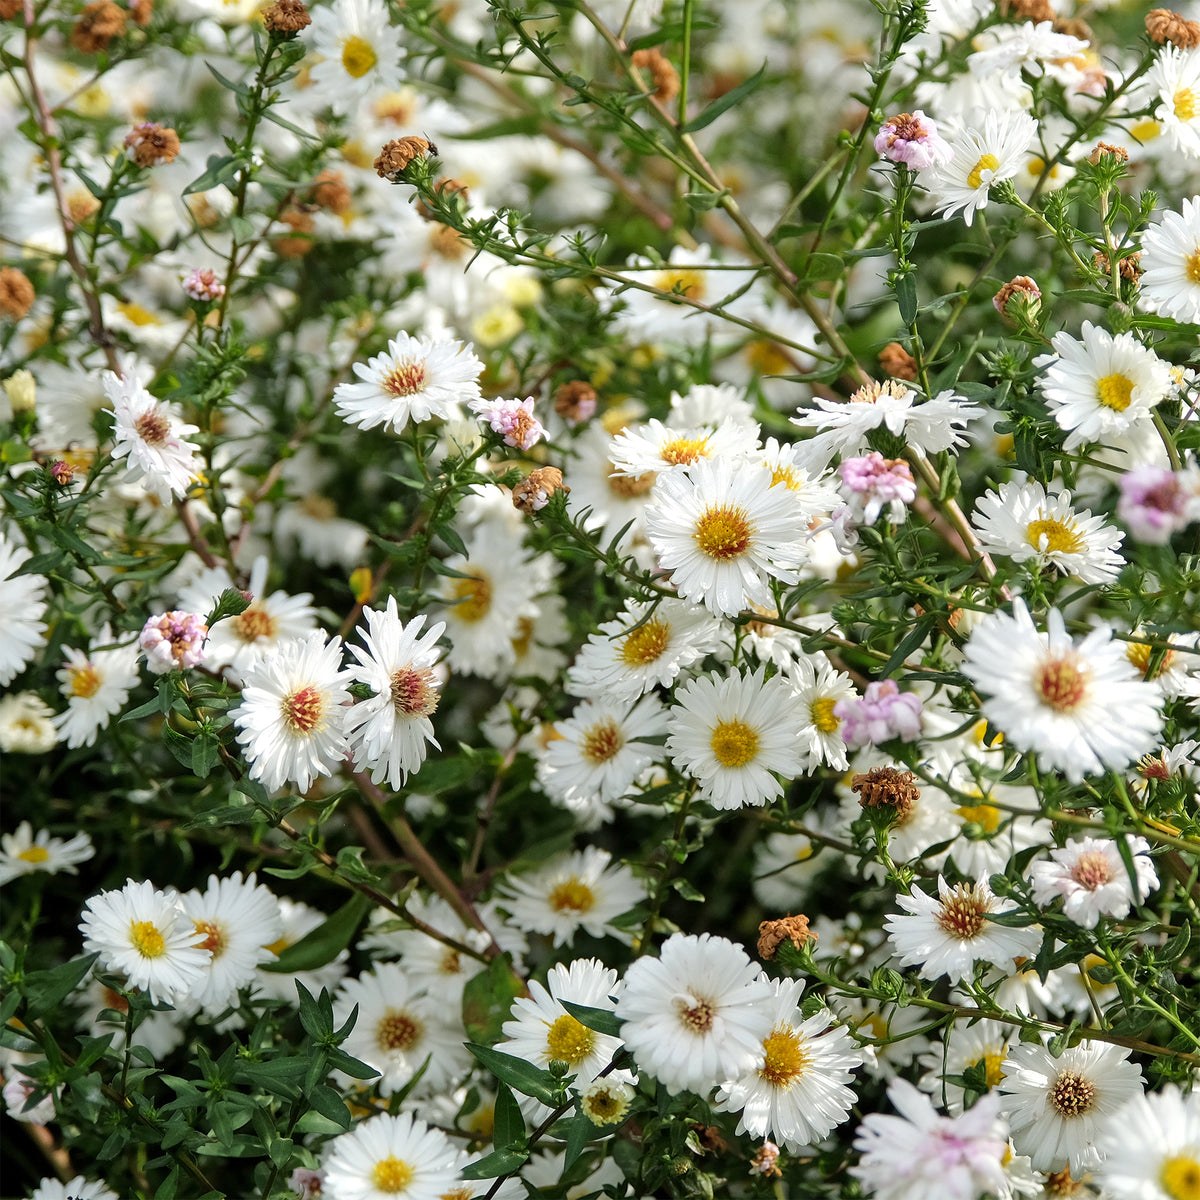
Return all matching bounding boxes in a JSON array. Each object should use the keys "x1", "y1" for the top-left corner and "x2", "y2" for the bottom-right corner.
[
  {"x1": 183, "y1": 268, "x2": 227, "y2": 303},
  {"x1": 838, "y1": 452, "x2": 916, "y2": 525},
  {"x1": 1116, "y1": 465, "x2": 1193, "y2": 544},
  {"x1": 874, "y1": 111, "x2": 953, "y2": 171},
  {"x1": 834, "y1": 680, "x2": 922, "y2": 748},
  {"x1": 139, "y1": 611, "x2": 209, "y2": 674},
  {"x1": 471, "y1": 396, "x2": 545, "y2": 450}
]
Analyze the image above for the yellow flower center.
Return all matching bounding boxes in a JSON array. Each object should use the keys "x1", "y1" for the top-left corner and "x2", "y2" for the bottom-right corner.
[
  {"x1": 233, "y1": 604, "x2": 276, "y2": 643},
  {"x1": 451, "y1": 572, "x2": 491, "y2": 622},
  {"x1": 710, "y1": 718, "x2": 759, "y2": 767},
  {"x1": 1126, "y1": 641, "x2": 1175, "y2": 679},
  {"x1": 549, "y1": 877, "x2": 595, "y2": 913},
  {"x1": 655, "y1": 268, "x2": 705, "y2": 300},
  {"x1": 580, "y1": 718, "x2": 624, "y2": 764},
  {"x1": 1174, "y1": 87, "x2": 1197, "y2": 122},
  {"x1": 1049, "y1": 1070, "x2": 1096, "y2": 1117},
  {"x1": 745, "y1": 339, "x2": 792, "y2": 376},
  {"x1": 1096, "y1": 372, "x2": 1134, "y2": 412},
  {"x1": 17, "y1": 846, "x2": 50, "y2": 863},
  {"x1": 264, "y1": 935, "x2": 291, "y2": 956},
  {"x1": 966, "y1": 153, "x2": 999, "y2": 190},
  {"x1": 955, "y1": 802, "x2": 1002, "y2": 835},
  {"x1": 1162, "y1": 1155, "x2": 1200, "y2": 1200},
  {"x1": 966, "y1": 1050, "x2": 1008, "y2": 1089},
  {"x1": 544, "y1": 1014, "x2": 595, "y2": 1065},
  {"x1": 194, "y1": 919, "x2": 226, "y2": 957},
  {"x1": 619, "y1": 618, "x2": 670, "y2": 666},
  {"x1": 129, "y1": 920, "x2": 166, "y2": 959},
  {"x1": 659, "y1": 436, "x2": 709, "y2": 466},
  {"x1": 1186, "y1": 249, "x2": 1200, "y2": 284},
  {"x1": 768, "y1": 462, "x2": 801, "y2": 490},
  {"x1": 693, "y1": 505, "x2": 753, "y2": 560},
  {"x1": 1131, "y1": 119, "x2": 1162, "y2": 144},
  {"x1": 371, "y1": 1156, "x2": 414, "y2": 1194},
  {"x1": 281, "y1": 685, "x2": 326, "y2": 734},
  {"x1": 1025, "y1": 515, "x2": 1084, "y2": 555},
  {"x1": 376, "y1": 1010, "x2": 423, "y2": 1051},
  {"x1": 68, "y1": 664, "x2": 102, "y2": 698},
  {"x1": 935, "y1": 883, "x2": 988, "y2": 940},
  {"x1": 606, "y1": 464, "x2": 657, "y2": 498},
  {"x1": 342, "y1": 34, "x2": 378, "y2": 79},
  {"x1": 758, "y1": 1026, "x2": 809, "y2": 1088},
  {"x1": 809, "y1": 697, "x2": 840, "y2": 734},
  {"x1": 116, "y1": 300, "x2": 160, "y2": 327}
]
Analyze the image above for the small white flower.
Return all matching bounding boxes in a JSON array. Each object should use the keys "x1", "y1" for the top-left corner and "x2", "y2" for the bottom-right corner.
[
  {"x1": 30, "y1": 1175, "x2": 119, "y2": 1200},
  {"x1": 1095, "y1": 1084, "x2": 1200, "y2": 1200},
  {"x1": 608, "y1": 417, "x2": 757, "y2": 478},
  {"x1": 1140, "y1": 196, "x2": 1200, "y2": 323},
  {"x1": 0, "y1": 822, "x2": 94, "y2": 885},
  {"x1": 305, "y1": 0, "x2": 405, "y2": 112},
  {"x1": 1147, "y1": 45, "x2": 1200, "y2": 159},
  {"x1": 321, "y1": 1111, "x2": 464, "y2": 1200},
  {"x1": 0, "y1": 535, "x2": 48, "y2": 687},
  {"x1": 1027, "y1": 835, "x2": 1158, "y2": 929},
  {"x1": 0, "y1": 692, "x2": 58, "y2": 753},
  {"x1": 54, "y1": 624, "x2": 141, "y2": 749},
  {"x1": 788, "y1": 653, "x2": 857, "y2": 771},
  {"x1": 104, "y1": 370, "x2": 202, "y2": 500}
]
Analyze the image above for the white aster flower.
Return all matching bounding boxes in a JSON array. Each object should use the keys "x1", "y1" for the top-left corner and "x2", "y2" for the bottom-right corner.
[
  {"x1": 333, "y1": 332, "x2": 483, "y2": 434},
  {"x1": 607, "y1": 417, "x2": 757, "y2": 478},
  {"x1": 104, "y1": 369, "x2": 202, "y2": 500},
  {"x1": 0, "y1": 535, "x2": 48, "y2": 686},
  {"x1": 54, "y1": 625, "x2": 141, "y2": 749},
  {"x1": 231, "y1": 631, "x2": 353, "y2": 793},
  {"x1": 0, "y1": 822, "x2": 94, "y2": 885},
  {"x1": 926, "y1": 107, "x2": 1038, "y2": 226},
  {"x1": 178, "y1": 872, "x2": 284, "y2": 1014},
  {"x1": 344, "y1": 599, "x2": 445, "y2": 789},
  {"x1": 1139, "y1": 195, "x2": 1200, "y2": 323},
  {"x1": 917, "y1": 1018, "x2": 1012, "y2": 1115},
  {"x1": 967, "y1": 20, "x2": 1089, "y2": 78},
  {"x1": 333, "y1": 962, "x2": 470, "y2": 1097},
  {"x1": 960, "y1": 600, "x2": 1165, "y2": 784},
  {"x1": 666, "y1": 667, "x2": 806, "y2": 811},
  {"x1": 971, "y1": 479, "x2": 1125, "y2": 583},
  {"x1": 616, "y1": 932, "x2": 774, "y2": 1096},
  {"x1": 1095, "y1": 1084, "x2": 1200, "y2": 1200},
  {"x1": 306, "y1": 0, "x2": 405, "y2": 112},
  {"x1": 322, "y1": 1111, "x2": 463, "y2": 1200},
  {"x1": 0, "y1": 692, "x2": 57, "y2": 753},
  {"x1": 884, "y1": 875, "x2": 1041, "y2": 984},
  {"x1": 1027, "y1": 835, "x2": 1158, "y2": 929},
  {"x1": 850, "y1": 1079, "x2": 1010, "y2": 1200},
  {"x1": 754, "y1": 436, "x2": 842, "y2": 519},
  {"x1": 30, "y1": 1176, "x2": 118, "y2": 1200},
  {"x1": 646, "y1": 456, "x2": 811, "y2": 617},
  {"x1": 253, "y1": 898, "x2": 349, "y2": 1002},
  {"x1": 80, "y1": 879, "x2": 211, "y2": 1005},
  {"x1": 1034, "y1": 322, "x2": 1172, "y2": 450},
  {"x1": 715, "y1": 977, "x2": 862, "y2": 1153},
  {"x1": 566, "y1": 598, "x2": 723, "y2": 702},
  {"x1": 788, "y1": 653, "x2": 857, "y2": 771},
  {"x1": 498, "y1": 846, "x2": 646, "y2": 947},
  {"x1": 1147, "y1": 45, "x2": 1200, "y2": 159},
  {"x1": 997, "y1": 1040, "x2": 1145, "y2": 1174}
]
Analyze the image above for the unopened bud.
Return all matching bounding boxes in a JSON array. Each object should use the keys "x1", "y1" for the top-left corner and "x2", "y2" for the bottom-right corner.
[
  {"x1": 3, "y1": 369, "x2": 36, "y2": 414},
  {"x1": 993, "y1": 275, "x2": 1041, "y2": 322}
]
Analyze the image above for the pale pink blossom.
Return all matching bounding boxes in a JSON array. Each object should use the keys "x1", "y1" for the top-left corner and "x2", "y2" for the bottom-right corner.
[
  {"x1": 1028, "y1": 835, "x2": 1158, "y2": 928},
  {"x1": 139, "y1": 611, "x2": 209, "y2": 674},
  {"x1": 874, "y1": 111, "x2": 953, "y2": 171},
  {"x1": 838, "y1": 452, "x2": 917, "y2": 524},
  {"x1": 834, "y1": 680, "x2": 922, "y2": 748}
]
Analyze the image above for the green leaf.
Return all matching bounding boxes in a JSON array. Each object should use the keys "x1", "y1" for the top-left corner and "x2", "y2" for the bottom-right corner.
[
  {"x1": 261, "y1": 892, "x2": 370, "y2": 973},
  {"x1": 683, "y1": 189, "x2": 727, "y2": 212},
  {"x1": 183, "y1": 152, "x2": 240, "y2": 196},
  {"x1": 881, "y1": 615, "x2": 935, "y2": 679},
  {"x1": 894, "y1": 270, "x2": 918, "y2": 325},
  {"x1": 25, "y1": 953, "x2": 99, "y2": 1019},
  {"x1": 681, "y1": 64, "x2": 767, "y2": 132},
  {"x1": 562, "y1": 1110, "x2": 593, "y2": 1171},
  {"x1": 267, "y1": 1137, "x2": 294, "y2": 1167},
  {"x1": 205, "y1": 62, "x2": 251, "y2": 97},
  {"x1": 492, "y1": 1082, "x2": 525, "y2": 1150},
  {"x1": 191, "y1": 731, "x2": 221, "y2": 779},
  {"x1": 462, "y1": 954, "x2": 525, "y2": 1045},
  {"x1": 559, "y1": 1000, "x2": 622, "y2": 1038},
  {"x1": 307, "y1": 1085, "x2": 352, "y2": 1129},
  {"x1": 466, "y1": 1043, "x2": 560, "y2": 1106},
  {"x1": 459, "y1": 1148, "x2": 529, "y2": 1180}
]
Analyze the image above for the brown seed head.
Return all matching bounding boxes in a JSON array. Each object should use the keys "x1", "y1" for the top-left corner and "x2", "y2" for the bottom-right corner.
[
  {"x1": 878, "y1": 341, "x2": 917, "y2": 381},
  {"x1": 129, "y1": 0, "x2": 152, "y2": 24},
  {"x1": 70, "y1": 0, "x2": 127, "y2": 52},
  {"x1": 124, "y1": 123, "x2": 180, "y2": 167},
  {"x1": 0, "y1": 268, "x2": 35, "y2": 321},
  {"x1": 631, "y1": 47, "x2": 680, "y2": 104},
  {"x1": 1146, "y1": 8, "x2": 1200, "y2": 48},
  {"x1": 374, "y1": 136, "x2": 433, "y2": 180},
  {"x1": 992, "y1": 274, "x2": 1041, "y2": 320},
  {"x1": 1093, "y1": 250, "x2": 1143, "y2": 281},
  {"x1": 1003, "y1": 0, "x2": 1055, "y2": 20},
  {"x1": 749, "y1": 1143, "x2": 782, "y2": 1179},
  {"x1": 272, "y1": 208, "x2": 316, "y2": 258},
  {"x1": 310, "y1": 168, "x2": 352, "y2": 214},
  {"x1": 262, "y1": 0, "x2": 310, "y2": 33},
  {"x1": 0, "y1": 0, "x2": 22, "y2": 18},
  {"x1": 554, "y1": 379, "x2": 598, "y2": 424},
  {"x1": 851, "y1": 766, "x2": 920, "y2": 821},
  {"x1": 1053, "y1": 17, "x2": 1092, "y2": 41},
  {"x1": 757, "y1": 914, "x2": 816, "y2": 961},
  {"x1": 513, "y1": 466, "x2": 569, "y2": 515},
  {"x1": 1087, "y1": 141, "x2": 1129, "y2": 166}
]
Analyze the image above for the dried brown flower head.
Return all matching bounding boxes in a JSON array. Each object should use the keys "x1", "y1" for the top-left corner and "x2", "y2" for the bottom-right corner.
[
  {"x1": 1004, "y1": 0, "x2": 1054, "y2": 20},
  {"x1": 513, "y1": 466, "x2": 569, "y2": 515},
  {"x1": 50, "y1": 460, "x2": 78, "y2": 486},
  {"x1": 1093, "y1": 250, "x2": 1143, "y2": 281},
  {"x1": 128, "y1": 0, "x2": 152, "y2": 24},
  {"x1": 554, "y1": 379, "x2": 598, "y2": 424},
  {"x1": 124, "y1": 122, "x2": 180, "y2": 167},
  {"x1": 310, "y1": 169, "x2": 352, "y2": 214},
  {"x1": 0, "y1": 268, "x2": 35, "y2": 321},
  {"x1": 878, "y1": 341, "x2": 918, "y2": 381},
  {"x1": 70, "y1": 0, "x2": 126, "y2": 52},
  {"x1": 1146, "y1": 8, "x2": 1200, "y2": 48},
  {"x1": 757, "y1": 913, "x2": 816, "y2": 961},
  {"x1": 632, "y1": 47, "x2": 680, "y2": 104},
  {"x1": 992, "y1": 275, "x2": 1041, "y2": 319},
  {"x1": 271, "y1": 208, "x2": 316, "y2": 258},
  {"x1": 1087, "y1": 141, "x2": 1129, "y2": 166},
  {"x1": 851, "y1": 766, "x2": 920, "y2": 821},
  {"x1": 262, "y1": 0, "x2": 310, "y2": 33},
  {"x1": 748, "y1": 1142, "x2": 782, "y2": 1179},
  {"x1": 374, "y1": 136, "x2": 435, "y2": 180},
  {"x1": 0, "y1": 0, "x2": 23, "y2": 18}
]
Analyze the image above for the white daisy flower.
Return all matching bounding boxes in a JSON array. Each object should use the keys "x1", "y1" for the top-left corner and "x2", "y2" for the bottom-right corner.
[
  {"x1": 538, "y1": 694, "x2": 668, "y2": 823},
  {"x1": 0, "y1": 821, "x2": 94, "y2": 885},
  {"x1": 1095, "y1": 1084, "x2": 1200, "y2": 1200},
  {"x1": 1147, "y1": 45, "x2": 1200, "y2": 159},
  {"x1": 607, "y1": 417, "x2": 757, "y2": 478},
  {"x1": 971, "y1": 479, "x2": 1125, "y2": 584},
  {"x1": 0, "y1": 692, "x2": 57, "y2": 753},
  {"x1": 1034, "y1": 322, "x2": 1172, "y2": 451},
  {"x1": 333, "y1": 332, "x2": 483, "y2": 434},
  {"x1": 916, "y1": 1019, "x2": 1012, "y2": 1115},
  {"x1": 1139, "y1": 195, "x2": 1200, "y2": 323},
  {"x1": 1027, "y1": 835, "x2": 1158, "y2": 929},
  {"x1": 305, "y1": 0, "x2": 405, "y2": 112},
  {"x1": 884, "y1": 875, "x2": 1041, "y2": 984},
  {"x1": 616, "y1": 932, "x2": 774, "y2": 1096},
  {"x1": 666, "y1": 667, "x2": 806, "y2": 811},
  {"x1": 564, "y1": 423, "x2": 656, "y2": 550},
  {"x1": 926, "y1": 107, "x2": 1038, "y2": 226},
  {"x1": 80, "y1": 879, "x2": 211, "y2": 1005},
  {"x1": 104, "y1": 370, "x2": 202, "y2": 500},
  {"x1": 754, "y1": 436, "x2": 842, "y2": 519},
  {"x1": 960, "y1": 599, "x2": 1165, "y2": 784},
  {"x1": 322, "y1": 1111, "x2": 463, "y2": 1200},
  {"x1": 253, "y1": 898, "x2": 349, "y2": 1002},
  {"x1": 790, "y1": 379, "x2": 983, "y2": 459},
  {"x1": 751, "y1": 830, "x2": 829, "y2": 911},
  {"x1": 566, "y1": 598, "x2": 723, "y2": 703},
  {"x1": 850, "y1": 1079, "x2": 1010, "y2": 1200},
  {"x1": 645, "y1": 456, "x2": 811, "y2": 618},
  {"x1": 498, "y1": 846, "x2": 646, "y2": 947},
  {"x1": 184, "y1": 557, "x2": 319, "y2": 681},
  {"x1": 30, "y1": 1176, "x2": 119, "y2": 1200},
  {"x1": 231, "y1": 631, "x2": 353, "y2": 793},
  {"x1": 54, "y1": 625, "x2": 141, "y2": 749},
  {"x1": 714, "y1": 977, "x2": 863, "y2": 1153},
  {"x1": 333, "y1": 962, "x2": 471, "y2": 1097},
  {"x1": 0, "y1": 535, "x2": 48, "y2": 686},
  {"x1": 178, "y1": 872, "x2": 284, "y2": 1014},
  {"x1": 344, "y1": 599, "x2": 445, "y2": 790},
  {"x1": 497, "y1": 958, "x2": 623, "y2": 1088},
  {"x1": 788, "y1": 653, "x2": 857, "y2": 771},
  {"x1": 997, "y1": 1040, "x2": 1145, "y2": 1174}
]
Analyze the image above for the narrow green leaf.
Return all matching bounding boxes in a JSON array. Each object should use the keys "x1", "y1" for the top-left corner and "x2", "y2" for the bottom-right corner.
[
  {"x1": 492, "y1": 1082, "x2": 525, "y2": 1150},
  {"x1": 559, "y1": 1000, "x2": 622, "y2": 1038},
  {"x1": 466, "y1": 1043, "x2": 559, "y2": 1105},
  {"x1": 681, "y1": 63, "x2": 767, "y2": 132},
  {"x1": 562, "y1": 1111, "x2": 594, "y2": 1171},
  {"x1": 25, "y1": 953, "x2": 99, "y2": 1019},
  {"x1": 894, "y1": 270, "x2": 918, "y2": 325},
  {"x1": 261, "y1": 892, "x2": 370, "y2": 973},
  {"x1": 182, "y1": 152, "x2": 239, "y2": 196},
  {"x1": 307, "y1": 1084, "x2": 352, "y2": 1129},
  {"x1": 460, "y1": 1148, "x2": 529, "y2": 1180}
]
